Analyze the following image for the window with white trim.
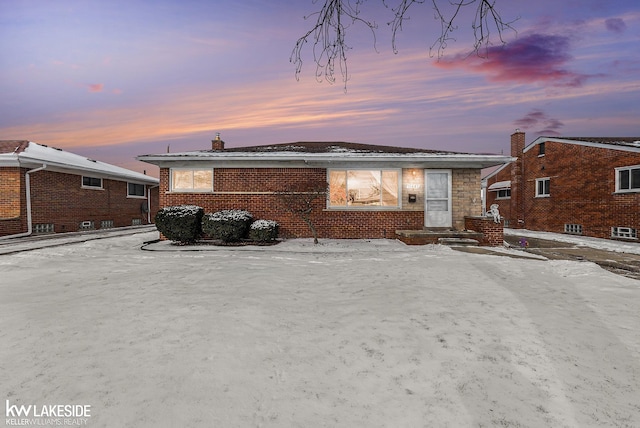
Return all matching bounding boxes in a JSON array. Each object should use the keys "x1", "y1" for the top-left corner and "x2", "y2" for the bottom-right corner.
[
  {"x1": 170, "y1": 168, "x2": 213, "y2": 192},
  {"x1": 496, "y1": 189, "x2": 511, "y2": 199},
  {"x1": 611, "y1": 227, "x2": 637, "y2": 239},
  {"x1": 329, "y1": 169, "x2": 400, "y2": 208},
  {"x1": 127, "y1": 183, "x2": 146, "y2": 197},
  {"x1": 535, "y1": 178, "x2": 550, "y2": 197},
  {"x1": 82, "y1": 176, "x2": 102, "y2": 189},
  {"x1": 615, "y1": 165, "x2": 640, "y2": 192}
]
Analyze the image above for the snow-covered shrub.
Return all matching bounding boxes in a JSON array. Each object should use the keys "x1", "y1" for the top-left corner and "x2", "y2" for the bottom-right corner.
[
  {"x1": 154, "y1": 205, "x2": 204, "y2": 244},
  {"x1": 248, "y1": 219, "x2": 279, "y2": 242},
  {"x1": 202, "y1": 210, "x2": 253, "y2": 242}
]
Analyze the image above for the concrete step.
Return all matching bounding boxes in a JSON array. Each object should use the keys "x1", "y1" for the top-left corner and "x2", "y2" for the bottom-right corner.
[{"x1": 438, "y1": 237, "x2": 480, "y2": 246}]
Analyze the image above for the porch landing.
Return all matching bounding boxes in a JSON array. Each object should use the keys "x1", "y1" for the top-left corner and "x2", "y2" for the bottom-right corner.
[{"x1": 395, "y1": 229, "x2": 483, "y2": 246}]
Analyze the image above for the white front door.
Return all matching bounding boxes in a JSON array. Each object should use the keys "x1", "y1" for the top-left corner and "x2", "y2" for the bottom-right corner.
[{"x1": 425, "y1": 170, "x2": 452, "y2": 228}]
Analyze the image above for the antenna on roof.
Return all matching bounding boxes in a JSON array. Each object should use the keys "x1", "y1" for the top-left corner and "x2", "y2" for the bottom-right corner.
[{"x1": 167, "y1": 145, "x2": 170, "y2": 153}]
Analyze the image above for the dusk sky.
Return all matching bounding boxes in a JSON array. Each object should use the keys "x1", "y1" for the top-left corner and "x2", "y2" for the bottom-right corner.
[{"x1": 1, "y1": 0, "x2": 639, "y2": 177}]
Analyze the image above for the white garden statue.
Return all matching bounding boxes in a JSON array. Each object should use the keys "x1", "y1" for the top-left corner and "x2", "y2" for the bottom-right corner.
[{"x1": 488, "y1": 204, "x2": 501, "y2": 223}]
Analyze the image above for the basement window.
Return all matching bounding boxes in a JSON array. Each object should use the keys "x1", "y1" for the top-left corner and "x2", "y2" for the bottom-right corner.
[
  {"x1": 82, "y1": 176, "x2": 102, "y2": 189},
  {"x1": 79, "y1": 221, "x2": 95, "y2": 230},
  {"x1": 132, "y1": 219, "x2": 142, "y2": 226},
  {"x1": 564, "y1": 224, "x2": 582, "y2": 235},
  {"x1": 101, "y1": 220, "x2": 114, "y2": 229},
  {"x1": 33, "y1": 223, "x2": 54, "y2": 234},
  {"x1": 615, "y1": 165, "x2": 640, "y2": 192},
  {"x1": 611, "y1": 227, "x2": 637, "y2": 240}
]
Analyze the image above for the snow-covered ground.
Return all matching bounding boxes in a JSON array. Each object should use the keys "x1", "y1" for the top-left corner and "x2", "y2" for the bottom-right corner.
[
  {"x1": 1, "y1": 231, "x2": 639, "y2": 427},
  {"x1": 505, "y1": 228, "x2": 640, "y2": 255}
]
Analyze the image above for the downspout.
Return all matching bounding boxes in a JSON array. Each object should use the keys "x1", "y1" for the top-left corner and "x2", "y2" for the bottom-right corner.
[{"x1": 0, "y1": 163, "x2": 47, "y2": 240}]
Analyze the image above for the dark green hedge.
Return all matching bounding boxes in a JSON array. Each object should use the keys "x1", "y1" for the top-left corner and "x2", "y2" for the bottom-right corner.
[
  {"x1": 202, "y1": 210, "x2": 253, "y2": 242},
  {"x1": 154, "y1": 205, "x2": 204, "y2": 244},
  {"x1": 248, "y1": 220, "x2": 279, "y2": 242}
]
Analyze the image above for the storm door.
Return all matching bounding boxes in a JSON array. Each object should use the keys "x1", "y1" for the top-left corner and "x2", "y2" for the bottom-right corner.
[{"x1": 424, "y1": 170, "x2": 452, "y2": 228}]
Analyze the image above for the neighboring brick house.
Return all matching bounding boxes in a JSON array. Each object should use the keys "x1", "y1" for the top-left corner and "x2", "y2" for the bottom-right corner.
[
  {"x1": 484, "y1": 131, "x2": 640, "y2": 241},
  {"x1": 138, "y1": 137, "x2": 511, "y2": 241},
  {"x1": 0, "y1": 140, "x2": 159, "y2": 238}
]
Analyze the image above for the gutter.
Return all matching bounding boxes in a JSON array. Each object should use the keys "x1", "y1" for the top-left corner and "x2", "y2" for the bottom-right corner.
[{"x1": 0, "y1": 163, "x2": 47, "y2": 240}]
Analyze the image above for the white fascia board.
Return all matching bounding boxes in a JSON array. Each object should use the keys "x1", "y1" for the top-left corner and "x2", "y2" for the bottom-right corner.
[
  {"x1": 17, "y1": 154, "x2": 158, "y2": 184},
  {"x1": 138, "y1": 153, "x2": 514, "y2": 169},
  {"x1": 524, "y1": 137, "x2": 640, "y2": 154}
]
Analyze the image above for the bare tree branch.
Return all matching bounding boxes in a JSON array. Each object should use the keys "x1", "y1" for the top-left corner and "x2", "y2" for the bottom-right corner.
[
  {"x1": 292, "y1": 0, "x2": 517, "y2": 87},
  {"x1": 290, "y1": 0, "x2": 378, "y2": 90}
]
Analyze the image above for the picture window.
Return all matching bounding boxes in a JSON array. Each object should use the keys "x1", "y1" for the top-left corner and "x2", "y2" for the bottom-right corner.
[{"x1": 329, "y1": 169, "x2": 400, "y2": 208}]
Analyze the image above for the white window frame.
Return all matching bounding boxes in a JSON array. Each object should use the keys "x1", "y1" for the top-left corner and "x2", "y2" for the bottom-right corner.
[
  {"x1": 611, "y1": 227, "x2": 637, "y2": 240},
  {"x1": 535, "y1": 177, "x2": 550, "y2": 197},
  {"x1": 170, "y1": 168, "x2": 214, "y2": 193},
  {"x1": 82, "y1": 176, "x2": 103, "y2": 189},
  {"x1": 495, "y1": 189, "x2": 511, "y2": 200},
  {"x1": 327, "y1": 168, "x2": 402, "y2": 210},
  {"x1": 127, "y1": 182, "x2": 147, "y2": 198},
  {"x1": 615, "y1": 165, "x2": 640, "y2": 193}
]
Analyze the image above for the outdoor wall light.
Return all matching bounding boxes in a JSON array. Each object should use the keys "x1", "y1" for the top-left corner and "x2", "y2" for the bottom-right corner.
[{"x1": 408, "y1": 194, "x2": 417, "y2": 203}]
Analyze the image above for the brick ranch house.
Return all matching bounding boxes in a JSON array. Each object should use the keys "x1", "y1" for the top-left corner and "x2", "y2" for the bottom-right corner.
[
  {"x1": 484, "y1": 131, "x2": 640, "y2": 241},
  {"x1": 138, "y1": 137, "x2": 512, "y2": 244},
  {"x1": 0, "y1": 140, "x2": 159, "y2": 238}
]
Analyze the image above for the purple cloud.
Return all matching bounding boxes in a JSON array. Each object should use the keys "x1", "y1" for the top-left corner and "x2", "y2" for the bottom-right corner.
[
  {"x1": 514, "y1": 109, "x2": 564, "y2": 136},
  {"x1": 436, "y1": 33, "x2": 591, "y2": 87},
  {"x1": 605, "y1": 18, "x2": 626, "y2": 34}
]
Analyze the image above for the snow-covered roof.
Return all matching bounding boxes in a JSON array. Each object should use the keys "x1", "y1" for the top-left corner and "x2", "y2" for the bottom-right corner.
[
  {"x1": 487, "y1": 180, "x2": 511, "y2": 191},
  {"x1": 0, "y1": 141, "x2": 158, "y2": 184},
  {"x1": 138, "y1": 141, "x2": 513, "y2": 169},
  {"x1": 524, "y1": 136, "x2": 640, "y2": 153}
]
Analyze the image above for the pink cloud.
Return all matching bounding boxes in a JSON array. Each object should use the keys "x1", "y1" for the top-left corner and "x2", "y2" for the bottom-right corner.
[
  {"x1": 87, "y1": 83, "x2": 104, "y2": 93},
  {"x1": 436, "y1": 34, "x2": 592, "y2": 88}
]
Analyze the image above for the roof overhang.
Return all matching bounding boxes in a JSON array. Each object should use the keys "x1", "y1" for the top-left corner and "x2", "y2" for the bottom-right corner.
[
  {"x1": 0, "y1": 148, "x2": 158, "y2": 185},
  {"x1": 137, "y1": 152, "x2": 515, "y2": 170},
  {"x1": 524, "y1": 137, "x2": 640, "y2": 154}
]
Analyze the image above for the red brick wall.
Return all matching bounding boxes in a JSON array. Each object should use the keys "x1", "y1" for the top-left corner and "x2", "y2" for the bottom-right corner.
[
  {"x1": 159, "y1": 167, "x2": 426, "y2": 239},
  {"x1": 0, "y1": 168, "x2": 157, "y2": 237},
  {"x1": 485, "y1": 166, "x2": 513, "y2": 226},
  {"x1": 465, "y1": 216, "x2": 504, "y2": 246},
  {"x1": 521, "y1": 142, "x2": 640, "y2": 238},
  {"x1": 513, "y1": 139, "x2": 640, "y2": 240}
]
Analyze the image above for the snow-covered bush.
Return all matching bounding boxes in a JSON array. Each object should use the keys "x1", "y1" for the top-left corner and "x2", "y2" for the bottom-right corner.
[
  {"x1": 202, "y1": 210, "x2": 253, "y2": 242},
  {"x1": 248, "y1": 219, "x2": 279, "y2": 242},
  {"x1": 154, "y1": 205, "x2": 204, "y2": 244}
]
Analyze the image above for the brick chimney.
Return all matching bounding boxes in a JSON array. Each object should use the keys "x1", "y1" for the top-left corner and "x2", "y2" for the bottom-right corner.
[
  {"x1": 511, "y1": 129, "x2": 525, "y2": 157},
  {"x1": 510, "y1": 130, "x2": 525, "y2": 228},
  {"x1": 211, "y1": 133, "x2": 224, "y2": 150}
]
